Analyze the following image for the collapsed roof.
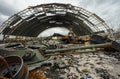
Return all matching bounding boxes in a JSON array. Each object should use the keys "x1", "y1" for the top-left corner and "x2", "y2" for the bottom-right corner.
[{"x1": 0, "y1": 3, "x2": 111, "y2": 37}]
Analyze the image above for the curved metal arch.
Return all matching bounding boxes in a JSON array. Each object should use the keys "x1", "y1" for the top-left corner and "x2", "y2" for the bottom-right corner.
[{"x1": 0, "y1": 3, "x2": 111, "y2": 37}]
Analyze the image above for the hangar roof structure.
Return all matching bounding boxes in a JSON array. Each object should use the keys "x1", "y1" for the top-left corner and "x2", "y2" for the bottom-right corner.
[{"x1": 0, "y1": 3, "x2": 112, "y2": 37}]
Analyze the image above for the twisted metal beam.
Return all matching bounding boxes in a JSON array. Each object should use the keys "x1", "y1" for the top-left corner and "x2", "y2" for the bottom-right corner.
[{"x1": 0, "y1": 3, "x2": 112, "y2": 37}]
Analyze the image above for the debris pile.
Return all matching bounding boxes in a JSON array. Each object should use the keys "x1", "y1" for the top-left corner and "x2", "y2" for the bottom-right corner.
[
  {"x1": 0, "y1": 3, "x2": 120, "y2": 79},
  {"x1": 28, "y1": 52, "x2": 120, "y2": 79},
  {"x1": 105, "y1": 51, "x2": 120, "y2": 61}
]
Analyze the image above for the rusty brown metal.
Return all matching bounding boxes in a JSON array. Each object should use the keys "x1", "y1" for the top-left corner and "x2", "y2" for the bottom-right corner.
[
  {"x1": 0, "y1": 56, "x2": 14, "y2": 79},
  {"x1": 28, "y1": 69, "x2": 46, "y2": 79},
  {"x1": 0, "y1": 56, "x2": 29, "y2": 79},
  {"x1": 0, "y1": 75, "x2": 8, "y2": 79}
]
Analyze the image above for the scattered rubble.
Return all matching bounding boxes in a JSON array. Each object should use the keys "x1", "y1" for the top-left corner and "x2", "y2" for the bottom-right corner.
[
  {"x1": 105, "y1": 51, "x2": 120, "y2": 61},
  {"x1": 28, "y1": 52, "x2": 120, "y2": 79},
  {"x1": 0, "y1": 3, "x2": 120, "y2": 79},
  {"x1": 95, "y1": 68, "x2": 110, "y2": 79}
]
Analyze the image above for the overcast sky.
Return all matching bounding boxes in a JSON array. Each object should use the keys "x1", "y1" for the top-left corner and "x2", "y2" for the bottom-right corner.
[{"x1": 0, "y1": 0, "x2": 120, "y2": 37}]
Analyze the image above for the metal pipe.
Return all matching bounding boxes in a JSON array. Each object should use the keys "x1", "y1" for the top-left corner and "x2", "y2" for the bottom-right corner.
[{"x1": 45, "y1": 42, "x2": 112, "y2": 53}]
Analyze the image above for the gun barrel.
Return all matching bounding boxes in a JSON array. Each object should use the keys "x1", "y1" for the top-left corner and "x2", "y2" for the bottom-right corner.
[{"x1": 45, "y1": 42, "x2": 112, "y2": 53}]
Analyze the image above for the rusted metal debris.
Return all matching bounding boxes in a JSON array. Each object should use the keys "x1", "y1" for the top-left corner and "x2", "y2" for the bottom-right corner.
[
  {"x1": 28, "y1": 68, "x2": 45, "y2": 79},
  {"x1": 0, "y1": 56, "x2": 29, "y2": 79},
  {"x1": 0, "y1": 3, "x2": 119, "y2": 79}
]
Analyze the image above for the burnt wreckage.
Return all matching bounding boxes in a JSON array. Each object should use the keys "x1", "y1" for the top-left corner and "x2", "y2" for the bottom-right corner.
[{"x1": 0, "y1": 3, "x2": 120, "y2": 79}]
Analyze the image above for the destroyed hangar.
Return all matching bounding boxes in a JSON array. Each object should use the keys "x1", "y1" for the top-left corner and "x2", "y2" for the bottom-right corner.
[{"x1": 0, "y1": 3, "x2": 120, "y2": 79}]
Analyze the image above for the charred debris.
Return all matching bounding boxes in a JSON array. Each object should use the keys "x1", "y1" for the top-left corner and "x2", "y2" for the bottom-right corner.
[{"x1": 0, "y1": 3, "x2": 120, "y2": 79}]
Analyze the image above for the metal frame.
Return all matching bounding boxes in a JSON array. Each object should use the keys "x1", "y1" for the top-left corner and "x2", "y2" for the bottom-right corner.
[{"x1": 0, "y1": 3, "x2": 112, "y2": 37}]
